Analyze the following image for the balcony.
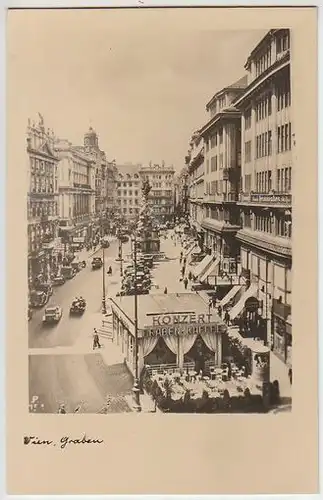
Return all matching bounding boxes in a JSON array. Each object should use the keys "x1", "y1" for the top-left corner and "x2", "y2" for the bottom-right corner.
[
  {"x1": 73, "y1": 182, "x2": 92, "y2": 190},
  {"x1": 238, "y1": 192, "x2": 292, "y2": 207},
  {"x1": 206, "y1": 192, "x2": 238, "y2": 203},
  {"x1": 201, "y1": 217, "x2": 240, "y2": 234},
  {"x1": 40, "y1": 214, "x2": 57, "y2": 222}
]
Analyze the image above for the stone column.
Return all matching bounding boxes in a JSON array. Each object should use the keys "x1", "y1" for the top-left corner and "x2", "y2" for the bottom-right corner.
[{"x1": 250, "y1": 102, "x2": 257, "y2": 191}]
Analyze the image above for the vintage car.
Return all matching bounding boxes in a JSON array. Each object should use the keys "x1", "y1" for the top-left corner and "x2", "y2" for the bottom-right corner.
[
  {"x1": 36, "y1": 282, "x2": 53, "y2": 297},
  {"x1": 29, "y1": 290, "x2": 48, "y2": 308},
  {"x1": 42, "y1": 305, "x2": 62, "y2": 324},
  {"x1": 101, "y1": 236, "x2": 110, "y2": 248},
  {"x1": 61, "y1": 266, "x2": 77, "y2": 280},
  {"x1": 69, "y1": 299, "x2": 86, "y2": 315},
  {"x1": 52, "y1": 275, "x2": 66, "y2": 286},
  {"x1": 92, "y1": 257, "x2": 103, "y2": 270}
]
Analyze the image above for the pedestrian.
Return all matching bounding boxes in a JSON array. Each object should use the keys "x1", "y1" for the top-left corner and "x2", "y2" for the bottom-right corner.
[
  {"x1": 288, "y1": 367, "x2": 292, "y2": 385},
  {"x1": 164, "y1": 287, "x2": 168, "y2": 294},
  {"x1": 180, "y1": 251, "x2": 183, "y2": 260},
  {"x1": 181, "y1": 266, "x2": 185, "y2": 277},
  {"x1": 184, "y1": 277, "x2": 188, "y2": 290},
  {"x1": 217, "y1": 305, "x2": 222, "y2": 317},
  {"x1": 188, "y1": 270, "x2": 192, "y2": 281},
  {"x1": 224, "y1": 310, "x2": 230, "y2": 325},
  {"x1": 179, "y1": 256, "x2": 182, "y2": 265},
  {"x1": 92, "y1": 328, "x2": 101, "y2": 350},
  {"x1": 183, "y1": 257, "x2": 187, "y2": 266}
]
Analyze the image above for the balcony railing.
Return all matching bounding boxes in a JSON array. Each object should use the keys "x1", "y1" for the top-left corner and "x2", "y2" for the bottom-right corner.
[
  {"x1": 206, "y1": 192, "x2": 238, "y2": 203},
  {"x1": 239, "y1": 192, "x2": 292, "y2": 205},
  {"x1": 73, "y1": 182, "x2": 92, "y2": 190}
]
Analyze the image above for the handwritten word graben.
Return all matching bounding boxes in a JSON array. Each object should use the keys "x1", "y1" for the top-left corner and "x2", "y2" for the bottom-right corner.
[{"x1": 23, "y1": 434, "x2": 104, "y2": 449}]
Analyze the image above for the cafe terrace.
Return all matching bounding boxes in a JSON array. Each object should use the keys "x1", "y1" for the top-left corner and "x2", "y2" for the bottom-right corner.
[{"x1": 110, "y1": 292, "x2": 227, "y2": 377}]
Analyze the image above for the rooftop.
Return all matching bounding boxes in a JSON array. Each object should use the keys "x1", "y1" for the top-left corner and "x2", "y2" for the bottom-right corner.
[
  {"x1": 206, "y1": 75, "x2": 248, "y2": 111},
  {"x1": 116, "y1": 163, "x2": 142, "y2": 178},
  {"x1": 110, "y1": 292, "x2": 223, "y2": 331}
]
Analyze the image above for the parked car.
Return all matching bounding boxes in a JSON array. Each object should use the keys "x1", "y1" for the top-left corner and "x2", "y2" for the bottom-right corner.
[
  {"x1": 92, "y1": 257, "x2": 103, "y2": 270},
  {"x1": 30, "y1": 290, "x2": 48, "y2": 308},
  {"x1": 36, "y1": 282, "x2": 53, "y2": 297},
  {"x1": 52, "y1": 275, "x2": 66, "y2": 286},
  {"x1": 61, "y1": 266, "x2": 77, "y2": 280},
  {"x1": 42, "y1": 305, "x2": 62, "y2": 324}
]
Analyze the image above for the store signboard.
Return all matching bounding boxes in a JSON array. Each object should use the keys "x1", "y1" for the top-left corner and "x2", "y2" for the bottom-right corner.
[{"x1": 143, "y1": 311, "x2": 219, "y2": 338}]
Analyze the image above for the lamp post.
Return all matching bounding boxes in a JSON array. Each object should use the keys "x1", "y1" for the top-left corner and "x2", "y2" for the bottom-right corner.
[
  {"x1": 132, "y1": 231, "x2": 141, "y2": 412},
  {"x1": 101, "y1": 210, "x2": 107, "y2": 314}
]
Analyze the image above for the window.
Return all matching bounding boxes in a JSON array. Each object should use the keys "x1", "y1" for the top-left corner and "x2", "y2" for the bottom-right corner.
[
  {"x1": 206, "y1": 159, "x2": 210, "y2": 174},
  {"x1": 211, "y1": 133, "x2": 217, "y2": 148},
  {"x1": 288, "y1": 167, "x2": 292, "y2": 191},
  {"x1": 219, "y1": 128, "x2": 223, "y2": 144},
  {"x1": 268, "y1": 170, "x2": 272, "y2": 191},
  {"x1": 277, "y1": 123, "x2": 292, "y2": 153},
  {"x1": 211, "y1": 156, "x2": 217, "y2": 172},
  {"x1": 129, "y1": 190, "x2": 132, "y2": 196},
  {"x1": 219, "y1": 154, "x2": 223, "y2": 169}
]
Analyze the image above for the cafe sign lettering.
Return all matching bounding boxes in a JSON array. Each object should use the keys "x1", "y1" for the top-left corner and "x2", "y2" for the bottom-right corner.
[
  {"x1": 143, "y1": 312, "x2": 217, "y2": 338},
  {"x1": 151, "y1": 312, "x2": 212, "y2": 326}
]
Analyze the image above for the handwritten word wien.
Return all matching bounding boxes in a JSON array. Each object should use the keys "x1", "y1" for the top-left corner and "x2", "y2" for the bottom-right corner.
[{"x1": 24, "y1": 434, "x2": 104, "y2": 449}]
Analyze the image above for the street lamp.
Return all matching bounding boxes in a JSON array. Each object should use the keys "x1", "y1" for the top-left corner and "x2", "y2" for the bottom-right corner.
[
  {"x1": 101, "y1": 210, "x2": 107, "y2": 315},
  {"x1": 131, "y1": 231, "x2": 141, "y2": 412}
]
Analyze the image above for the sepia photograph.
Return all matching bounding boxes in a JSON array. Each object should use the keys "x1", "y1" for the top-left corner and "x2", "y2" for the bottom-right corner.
[
  {"x1": 6, "y1": 6, "x2": 318, "y2": 495},
  {"x1": 23, "y1": 20, "x2": 293, "y2": 415}
]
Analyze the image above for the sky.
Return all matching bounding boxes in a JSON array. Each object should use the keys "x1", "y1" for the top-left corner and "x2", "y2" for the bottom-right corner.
[{"x1": 8, "y1": 9, "x2": 266, "y2": 172}]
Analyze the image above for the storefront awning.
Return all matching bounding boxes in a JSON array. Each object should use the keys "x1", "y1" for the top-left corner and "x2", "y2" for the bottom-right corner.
[
  {"x1": 193, "y1": 254, "x2": 214, "y2": 279},
  {"x1": 184, "y1": 241, "x2": 197, "y2": 257},
  {"x1": 229, "y1": 283, "x2": 258, "y2": 320},
  {"x1": 220, "y1": 285, "x2": 242, "y2": 308},
  {"x1": 200, "y1": 257, "x2": 220, "y2": 283}
]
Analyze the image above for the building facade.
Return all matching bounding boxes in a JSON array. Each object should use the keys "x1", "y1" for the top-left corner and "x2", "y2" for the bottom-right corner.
[
  {"x1": 174, "y1": 167, "x2": 189, "y2": 222},
  {"x1": 234, "y1": 28, "x2": 292, "y2": 364},
  {"x1": 27, "y1": 116, "x2": 60, "y2": 287},
  {"x1": 55, "y1": 139, "x2": 96, "y2": 250},
  {"x1": 185, "y1": 29, "x2": 292, "y2": 367},
  {"x1": 140, "y1": 162, "x2": 175, "y2": 223},
  {"x1": 200, "y1": 76, "x2": 247, "y2": 272},
  {"x1": 115, "y1": 164, "x2": 143, "y2": 221},
  {"x1": 186, "y1": 131, "x2": 205, "y2": 240}
]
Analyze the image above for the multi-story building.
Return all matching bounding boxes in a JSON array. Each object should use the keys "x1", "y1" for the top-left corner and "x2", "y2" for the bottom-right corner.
[
  {"x1": 174, "y1": 166, "x2": 189, "y2": 221},
  {"x1": 234, "y1": 28, "x2": 292, "y2": 364},
  {"x1": 200, "y1": 76, "x2": 247, "y2": 272},
  {"x1": 186, "y1": 131, "x2": 205, "y2": 240},
  {"x1": 27, "y1": 115, "x2": 60, "y2": 286},
  {"x1": 185, "y1": 29, "x2": 292, "y2": 367},
  {"x1": 55, "y1": 139, "x2": 96, "y2": 250},
  {"x1": 83, "y1": 127, "x2": 110, "y2": 227},
  {"x1": 115, "y1": 163, "x2": 143, "y2": 221},
  {"x1": 140, "y1": 162, "x2": 175, "y2": 223}
]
